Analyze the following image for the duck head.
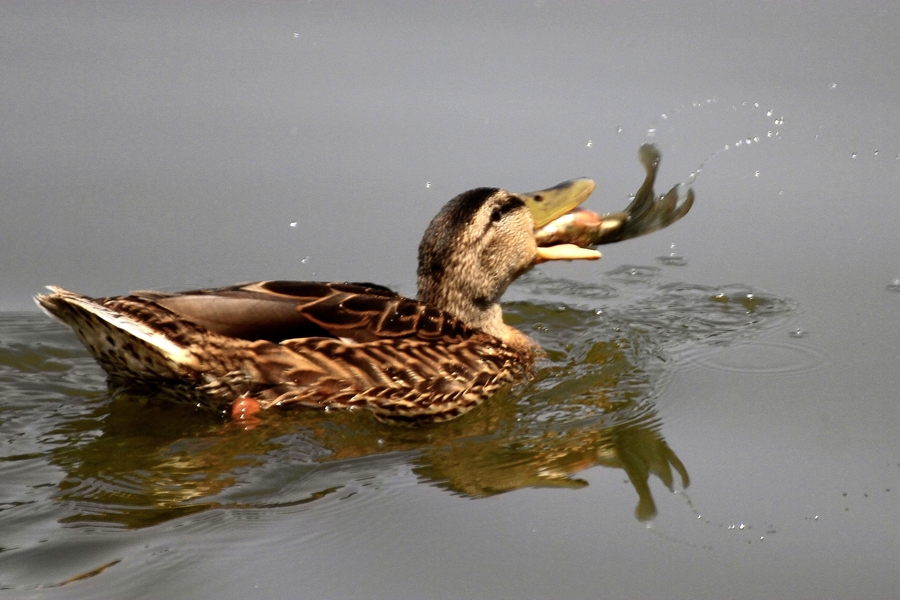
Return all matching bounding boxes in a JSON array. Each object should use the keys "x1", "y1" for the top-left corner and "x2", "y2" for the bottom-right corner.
[{"x1": 417, "y1": 178, "x2": 599, "y2": 344}]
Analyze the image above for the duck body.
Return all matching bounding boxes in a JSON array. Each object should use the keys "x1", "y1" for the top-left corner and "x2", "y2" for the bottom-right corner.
[
  {"x1": 37, "y1": 144, "x2": 693, "y2": 424},
  {"x1": 39, "y1": 280, "x2": 531, "y2": 423}
]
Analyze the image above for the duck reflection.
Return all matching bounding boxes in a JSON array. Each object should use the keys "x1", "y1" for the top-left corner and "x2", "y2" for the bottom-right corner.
[{"x1": 414, "y1": 402, "x2": 688, "y2": 521}]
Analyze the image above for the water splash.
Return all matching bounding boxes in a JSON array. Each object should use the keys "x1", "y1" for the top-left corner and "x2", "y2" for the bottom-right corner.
[{"x1": 659, "y1": 98, "x2": 787, "y2": 187}]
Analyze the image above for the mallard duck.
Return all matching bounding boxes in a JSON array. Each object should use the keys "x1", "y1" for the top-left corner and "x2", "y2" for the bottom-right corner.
[{"x1": 37, "y1": 144, "x2": 692, "y2": 424}]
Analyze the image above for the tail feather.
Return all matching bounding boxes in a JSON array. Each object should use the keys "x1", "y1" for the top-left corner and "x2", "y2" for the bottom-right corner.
[{"x1": 35, "y1": 286, "x2": 199, "y2": 381}]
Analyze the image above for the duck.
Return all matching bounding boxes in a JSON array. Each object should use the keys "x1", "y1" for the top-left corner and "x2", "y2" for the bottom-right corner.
[{"x1": 37, "y1": 143, "x2": 692, "y2": 424}]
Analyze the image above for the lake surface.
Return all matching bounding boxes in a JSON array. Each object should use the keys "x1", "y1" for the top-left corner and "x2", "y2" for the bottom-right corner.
[{"x1": 1, "y1": 2, "x2": 897, "y2": 599}]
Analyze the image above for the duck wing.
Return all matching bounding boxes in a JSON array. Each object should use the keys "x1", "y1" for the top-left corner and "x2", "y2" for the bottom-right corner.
[{"x1": 144, "y1": 280, "x2": 473, "y2": 345}]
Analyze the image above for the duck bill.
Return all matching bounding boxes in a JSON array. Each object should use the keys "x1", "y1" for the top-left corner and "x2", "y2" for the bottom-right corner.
[
  {"x1": 519, "y1": 178, "x2": 602, "y2": 263},
  {"x1": 519, "y1": 177, "x2": 596, "y2": 228}
]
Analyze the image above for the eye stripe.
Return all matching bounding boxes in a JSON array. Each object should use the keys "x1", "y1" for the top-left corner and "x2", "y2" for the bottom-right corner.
[{"x1": 490, "y1": 197, "x2": 525, "y2": 223}]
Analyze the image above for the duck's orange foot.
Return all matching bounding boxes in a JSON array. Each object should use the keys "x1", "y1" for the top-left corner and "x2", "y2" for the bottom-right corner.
[{"x1": 231, "y1": 396, "x2": 262, "y2": 427}]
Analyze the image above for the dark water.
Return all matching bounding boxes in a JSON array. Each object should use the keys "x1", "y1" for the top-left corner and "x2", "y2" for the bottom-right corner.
[{"x1": 1, "y1": 2, "x2": 898, "y2": 599}]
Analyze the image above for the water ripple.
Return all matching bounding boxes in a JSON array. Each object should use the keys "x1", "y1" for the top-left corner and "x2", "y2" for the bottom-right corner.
[{"x1": 692, "y1": 339, "x2": 828, "y2": 375}]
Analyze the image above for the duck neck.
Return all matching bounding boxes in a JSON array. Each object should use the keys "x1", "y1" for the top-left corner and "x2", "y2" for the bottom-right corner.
[{"x1": 417, "y1": 280, "x2": 534, "y2": 351}]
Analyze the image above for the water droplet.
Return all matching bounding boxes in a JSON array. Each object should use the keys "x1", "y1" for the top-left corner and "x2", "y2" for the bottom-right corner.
[
  {"x1": 851, "y1": 152, "x2": 857, "y2": 158},
  {"x1": 873, "y1": 149, "x2": 879, "y2": 156},
  {"x1": 425, "y1": 181, "x2": 431, "y2": 188},
  {"x1": 647, "y1": 128, "x2": 656, "y2": 135},
  {"x1": 754, "y1": 170, "x2": 760, "y2": 177},
  {"x1": 739, "y1": 523, "x2": 745, "y2": 530},
  {"x1": 661, "y1": 113, "x2": 668, "y2": 120},
  {"x1": 290, "y1": 221, "x2": 298, "y2": 228},
  {"x1": 887, "y1": 278, "x2": 900, "y2": 292},
  {"x1": 766, "y1": 110, "x2": 773, "y2": 117},
  {"x1": 301, "y1": 256, "x2": 310, "y2": 264},
  {"x1": 616, "y1": 126, "x2": 623, "y2": 134},
  {"x1": 745, "y1": 137, "x2": 752, "y2": 145},
  {"x1": 293, "y1": 32, "x2": 300, "y2": 38},
  {"x1": 586, "y1": 140, "x2": 592, "y2": 148},
  {"x1": 789, "y1": 328, "x2": 808, "y2": 338},
  {"x1": 774, "y1": 117, "x2": 784, "y2": 125},
  {"x1": 829, "y1": 82, "x2": 837, "y2": 89},
  {"x1": 753, "y1": 102, "x2": 759, "y2": 108}
]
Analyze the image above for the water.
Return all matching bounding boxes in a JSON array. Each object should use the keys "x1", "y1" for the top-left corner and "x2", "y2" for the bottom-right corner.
[
  {"x1": 2, "y1": 266, "x2": 896, "y2": 598},
  {"x1": 1, "y1": 2, "x2": 898, "y2": 599}
]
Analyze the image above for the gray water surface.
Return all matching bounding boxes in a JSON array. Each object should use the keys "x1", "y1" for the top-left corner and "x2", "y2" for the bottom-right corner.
[{"x1": 1, "y1": 3, "x2": 897, "y2": 599}]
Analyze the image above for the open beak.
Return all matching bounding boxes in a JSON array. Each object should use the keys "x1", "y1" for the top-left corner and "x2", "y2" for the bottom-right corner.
[{"x1": 518, "y1": 178, "x2": 603, "y2": 263}]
